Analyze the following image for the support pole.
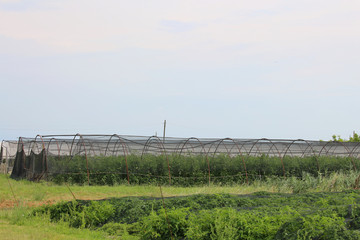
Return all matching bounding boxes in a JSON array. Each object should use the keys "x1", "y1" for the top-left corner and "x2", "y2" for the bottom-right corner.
[{"x1": 163, "y1": 120, "x2": 167, "y2": 143}]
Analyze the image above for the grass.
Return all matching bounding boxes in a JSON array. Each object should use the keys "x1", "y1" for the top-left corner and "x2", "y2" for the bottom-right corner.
[
  {"x1": 1, "y1": 170, "x2": 360, "y2": 239},
  {"x1": 0, "y1": 210, "x2": 111, "y2": 240},
  {"x1": 2, "y1": 170, "x2": 360, "y2": 207},
  {"x1": 0, "y1": 220, "x2": 108, "y2": 240}
]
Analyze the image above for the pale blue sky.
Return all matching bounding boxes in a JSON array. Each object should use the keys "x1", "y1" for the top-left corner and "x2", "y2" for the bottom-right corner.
[{"x1": 1, "y1": 0, "x2": 359, "y2": 140}]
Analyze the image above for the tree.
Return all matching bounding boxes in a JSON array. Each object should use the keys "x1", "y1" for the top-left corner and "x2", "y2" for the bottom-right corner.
[{"x1": 331, "y1": 131, "x2": 360, "y2": 142}]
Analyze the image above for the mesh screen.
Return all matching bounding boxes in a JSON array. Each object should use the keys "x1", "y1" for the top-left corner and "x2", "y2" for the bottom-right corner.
[{"x1": 6, "y1": 134, "x2": 360, "y2": 182}]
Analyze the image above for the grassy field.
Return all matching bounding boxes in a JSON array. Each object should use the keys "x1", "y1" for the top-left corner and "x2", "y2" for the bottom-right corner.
[
  {"x1": 3, "y1": 170, "x2": 360, "y2": 206},
  {"x1": 1, "y1": 171, "x2": 360, "y2": 239},
  {"x1": 0, "y1": 174, "x2": 287, "y2": 240}
]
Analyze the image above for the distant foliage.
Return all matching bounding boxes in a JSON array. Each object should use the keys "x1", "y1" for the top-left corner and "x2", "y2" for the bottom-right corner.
[{"x1": 332, "y1": 131, "x2": 360, "y2": 142}]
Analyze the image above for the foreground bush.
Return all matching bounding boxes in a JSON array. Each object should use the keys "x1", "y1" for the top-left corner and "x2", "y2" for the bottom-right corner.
[{"x1": 34, "y1": 191, "x2": 360, "y2": 239}]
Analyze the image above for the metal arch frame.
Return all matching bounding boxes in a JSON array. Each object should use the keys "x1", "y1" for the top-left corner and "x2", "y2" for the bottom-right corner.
[
  {"x1": 247, "y1": 139, "x2": 262, "y2": 156},
  {"x1": 11, "y1": 134, "x2": 360, "y2": 185},
  {"x1": 205, "y1": 139, "x2": 226, "y2": 157},
  {"x1": 248, "y1": 138, "x2": 282, "y2": 157},
  {"x1": 281, "y1": 141, "x2": 295, "y2": 158},
  {"x1": 211, "y1": 138, "x2": 231, "y2": 156},
  {"x1": 318, "y1": 141, "x2": 351, "y2": 157},
  {"x1": 348, "y1": 141, "x2": 360, "y2": 170},
  {"x1": 46, "y1": 137, "x2": 62, "y2": 179},
  {"x1": 104, "y1": 134, "x2": 129, "y2": 156},
  {"x1": 283, "y1": 139, "x2": 316, "y2": 157},
  {"x1": 70, "y1": 134, "x2": 90, "y2": 185},
  {"x1": 319, "y1": 141, "x2": 355, "y2": 170},
  {"x1": 81, "y1": 137, "x2": 97, "y2": 156},
  {"x1": 348, "y1": 142, "x2": 360, "y2": 188},
  {"x1": 282, "y1": 139, "x2": 320, "y2": 171},
  {"x1": 28, "y1": 140, "x2": 41, "y2": 155},
  {"x1": 141, "y1": 136, "x2": 167, "y2": 156},
  {"x1": 235, "y1": 140, "x2": 254, "y2": 156},
  {"x1": 174, "y1": 139, "x2": 192, "y2": 154},
  {"x1": 104, "y1": 134, "x2": 130, "y2": 184},
  {"x1": 266, "y1": 141, "x2": 284, "y2": 157},
  {"x1": 339, "y1": 141, "x2": 351, "y2": 156},
  {"x1": 178, "y1": 137, "x2": 211, "y2": 185},
  {"x1": 142, "y1": 136, "x2": 164, "y2": 156},
  {"x1": 141, "y1": 136, "x2": 171, "y2": 184},
  {"x1": 318, "y1": 141, "x2": 337, "y2": 156},
  {"x1": 248, "y1": 138, "x2": 286, "y2": 177},
  {"x1": 213, "y1": 138, "x2": 248, "y2": 184},
  {"x1": 46, "y1": 138, "x2": 61, "y2": 159},
  {"x1": 327, "y1": 142, "x2": 347, "y2": 156},
  {"x1": 337, "y1": 141, "x2": 356, "y2": 170},
  {"x1": 70, "y1": 135, "x2": 96, "y2": 157},
  {"x1": 349, "y1": 142, "x2": 360, "y2": 158},
  {"x1": 111, "y1": 139, "x2": 127, "y2": 156},
  {"x1": 178, "y1": 137, "x2": 207, "y2": 155},
  {"x1": 300, "y1": 142, "x2": 318, "y2": 158},
  {"x1": 329, "y1": 141, "x2": 354, "y2": 170},
  {"x1": 330, "y1": 142, "x2": 352, "y2": 157},
  {"x1": 59, "y1": 140, "x2": 71, "y2": 156},
  {"x1": 228, "y1": 140, "x2": 249, "y2": 156}
]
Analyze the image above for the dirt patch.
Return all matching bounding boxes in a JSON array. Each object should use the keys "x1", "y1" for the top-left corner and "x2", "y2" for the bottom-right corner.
[{"x1": 0, "y1": 199, "x2": 56, "y2": 209}]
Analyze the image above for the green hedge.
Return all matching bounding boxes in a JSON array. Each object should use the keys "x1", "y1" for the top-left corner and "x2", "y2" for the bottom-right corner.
[{"x1": 46, "y1": 154, "x2": 360, "y2": 185}]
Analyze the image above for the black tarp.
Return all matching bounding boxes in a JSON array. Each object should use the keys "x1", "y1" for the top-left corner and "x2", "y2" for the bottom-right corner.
[{"x1": 10, "y1": 149, "x2": 47, "y2": 181}]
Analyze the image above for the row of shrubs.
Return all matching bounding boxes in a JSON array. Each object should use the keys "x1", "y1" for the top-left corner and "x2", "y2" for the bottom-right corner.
[
  {"x1": 34, "y1": 191, "x2": 360, "y2": 239},
  {"x1": 45, "y1": 154, "x2": 360, "y2": 185}
]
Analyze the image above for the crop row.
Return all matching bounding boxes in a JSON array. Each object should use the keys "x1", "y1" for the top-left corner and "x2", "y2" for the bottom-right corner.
[{"x1": 46, "y1": 154, "x2": 360, "y2": 185}]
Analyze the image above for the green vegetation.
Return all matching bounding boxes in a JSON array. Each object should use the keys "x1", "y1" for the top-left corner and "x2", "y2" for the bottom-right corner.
[
  {"x1": 33, "y1": 191, "x2": 360, "y2": 239},
  {"x1": 332, "y1": 131, "x2": 360, "y2": 142},
  {"x1": 0, "y1": 206, "x2": 111, "y2": 239},
  {"x1": 3, "y1": 152, "x2": 360, "y2": 239},
  {"x1": 2, "y1": 171, "x2": 360, "y2": 239},
  {"x1": 47, "y1": 154, "x2": 360, "y2": 186}
]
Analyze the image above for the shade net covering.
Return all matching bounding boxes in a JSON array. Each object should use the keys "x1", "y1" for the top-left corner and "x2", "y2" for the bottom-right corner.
[{"x1": 7, "y1": 134, "x2": 360, "y2": 184}]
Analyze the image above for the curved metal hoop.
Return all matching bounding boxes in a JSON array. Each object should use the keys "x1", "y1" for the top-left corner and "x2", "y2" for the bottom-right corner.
[
  {"x1": 47, "y1": 138, "x2": 61, "y2": 159},
  {"x1": 213, "y1": 138, "x2": 248, "y2": 184},
  {"x1": 104, "y1": 134, "x2": 130, "y2": 184},
  {"x1": 70, "y1": 134, "x2": 90, "y2": 184},
  {"x1": 283, "y1": 139, "x2": 320, "y2": 172},
  {"x1": 248, "y1": 138, "x2": 285, "y2": 177},
  {"x1": 178, "y1": 137, "x2": 211, "y2": 184},
  {"x1": 141, "y1": 136, "x2": 171, "y2": 184}
]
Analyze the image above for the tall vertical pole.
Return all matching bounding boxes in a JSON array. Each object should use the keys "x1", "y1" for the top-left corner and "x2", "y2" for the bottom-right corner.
[{"x1": 163, "y1": 120, "x2": 167, "y2": 143}]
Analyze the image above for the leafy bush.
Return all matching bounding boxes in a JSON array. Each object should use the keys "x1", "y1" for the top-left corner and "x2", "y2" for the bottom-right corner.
[
  {"x1": 33, "y1": 191, "x2": 360, "y2": 239},
  {"x1": 46, "y1": 154, "x2": 360, "y2": 186}
]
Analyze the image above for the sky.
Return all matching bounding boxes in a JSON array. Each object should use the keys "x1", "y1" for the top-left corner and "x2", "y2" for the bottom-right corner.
[{"x1": 0, "y1": 0, "x2": 359, "y2": 141}]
